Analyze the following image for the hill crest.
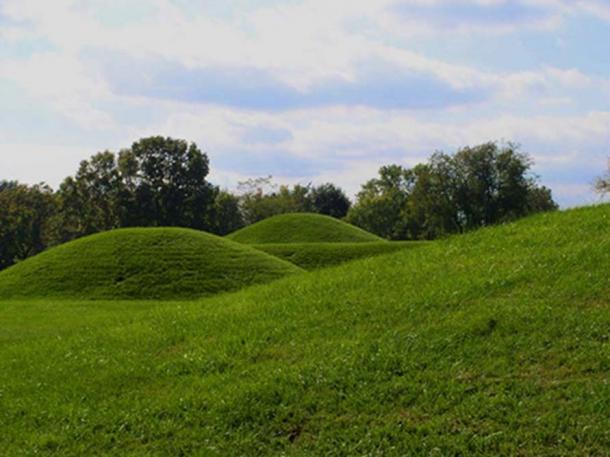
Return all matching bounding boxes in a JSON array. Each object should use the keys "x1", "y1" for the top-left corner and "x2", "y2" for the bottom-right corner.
[
  {"x1": 227, "y1": 213, "x2": 383, "y2": 244},
  {"x1": 0, "y1": 227, "x2": 302, "y2": 300}
]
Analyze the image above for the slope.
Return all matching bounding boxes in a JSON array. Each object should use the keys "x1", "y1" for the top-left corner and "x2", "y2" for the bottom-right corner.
[
  {"x1": 0, "y1": 205, "x2": 609, "y2": 455},
  {"x1": 252, "y1": 241, "x2": 426, "y2": 270},
  {"x1": 226, "y1": 212, "x2": 383, "y2": 244},
  {"x1": 0, "y1": 227, "x2": 302, "y2": 300}
]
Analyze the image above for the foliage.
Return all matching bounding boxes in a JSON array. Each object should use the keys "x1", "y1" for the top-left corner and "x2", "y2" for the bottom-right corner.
[
  {"x1": 595, "y1": 168, "x2": 610, "y2": 196},
  {"x1": 309, "y1": 183, "x2": 351, "y2": 218},
  {"x1": 252, "y1": 240, "x2": 424, "y2": 270},
  {"x1": 211, "y1": 190, "x2": 245, "y2": 236},
  {"x1": 347, "y1": 142, "x2": 558, "y2": 239},
  {"x1": 237, "y1": 178, "x2": 351, "y2": 224},
  {"x1": 54, "y1": 137, "x2": 216, "y2": 243},
  {"x1": 118, "y1": 136, "x2": 216, "y2": 229},
  {"x1": 0, "y1": 182, "x2": 57, "y2": 270},
  {"x1": 227, "y1": 212, "x2": 382, "y2": 244},
  {"x1": 0, "y1": 139, "x2": 558, "y2": 269},
  {"x1": 0, "y1": 227, "x2": 301, "y2": 300},
  {"x1": 0, "y1": 204, "x2": 609, "y2": 454}
]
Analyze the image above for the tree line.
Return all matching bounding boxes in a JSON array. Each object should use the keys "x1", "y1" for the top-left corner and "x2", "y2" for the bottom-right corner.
[{"x1": 1, "y1": 136, "x2": 560, "y2": 271}]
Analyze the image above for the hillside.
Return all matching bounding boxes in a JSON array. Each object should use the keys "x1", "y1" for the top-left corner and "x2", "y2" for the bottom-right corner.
[
  {"x1": 252, "y1": 241, "x2": 425, "y2": 270},
  {"x1": 226, "y1": 212, "x2": 383, "y2": 244},
  {"x1": 0, "y1": 227, "x2": 302, "y2": 300},
  {"x1": 0, "y1": 205, "x2": 609, "y2": 455}
]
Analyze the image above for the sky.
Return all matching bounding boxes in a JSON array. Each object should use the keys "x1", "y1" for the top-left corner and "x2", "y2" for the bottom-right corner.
[{"x1": 1, "y1": 0, "x2": 609, "y2": 207}]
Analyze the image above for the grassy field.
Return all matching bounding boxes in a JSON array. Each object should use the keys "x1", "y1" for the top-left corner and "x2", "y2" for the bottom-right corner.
[
  {"x1": 0, "y1": 227, "x2": 301, "y2": 300},
  {"x1": 251, "y1": 241, "x2": 426, "y2": 270},
  {"x1": 0, "y1": 205, "x2": 609, "y2": 455},
  {"x1": 227, "y1": 212, "x2": 383, "y2": 244}
]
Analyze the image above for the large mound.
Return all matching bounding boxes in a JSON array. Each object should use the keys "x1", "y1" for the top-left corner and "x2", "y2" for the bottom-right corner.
[
  {"x1": 227, "y1": 212, "x2": 382, "y2": 244},
  {"x1": 1, "y1": 205, "x2": 610, "y2": 454},
  {"x1": 252, "y1": 241, "x2": 425, "y2": 270},
  {"x1": 0, "y1": 227, "x2": 302, "y2": 300}
]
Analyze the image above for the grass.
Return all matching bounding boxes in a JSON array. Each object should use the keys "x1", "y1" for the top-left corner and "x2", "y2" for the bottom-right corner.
[
  {"x1": 226, "y1": 212, "x2": 383, "y2": 244},
  {"x1": 0, "y1": 204, "x2": 609, "y2": 455},
  {"x1": 0, "y1": 227, "x2": 302, "y2": 300},
  {"x1": 251, "y1": 241, "x2": 426, "y2": 270}
]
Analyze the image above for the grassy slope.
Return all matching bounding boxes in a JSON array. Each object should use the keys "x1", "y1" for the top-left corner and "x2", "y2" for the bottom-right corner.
[
  {"x1": 227, "y1": 213, "x2": 383, "y2": 244},
  {"x1": 1, "y1": 205, "x2": 609, "y2": 455},
  {"x1": 252, "y1": 241, "x2": 426, "y2": 270},
  {"x1": 0, "y1": 227, "x2": 302, "y2": 300}
]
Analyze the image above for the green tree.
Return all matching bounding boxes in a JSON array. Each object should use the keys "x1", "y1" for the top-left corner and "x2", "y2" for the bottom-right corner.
[
  {"x1": 348, "y1": 142, "x2": 557, "y2": 240},
  {"x1": 211, "y1": 190, "x2": 244, "y2": 235},
  {"x1": 346, "y1": 165, "x2": 414, "y2": 239},
  {"x1": 118, "y1": 136, "x2": 215, "y2": 229},
  {"x1": 0, "y1": 183, "x2": 57, "y2": 270},
  {"x1": 53, "y1": 137, "x2": 217, "y2": 242},
  {"x1": 0, "y1": 180, "x2": 18, "y2": 192},
  {"x1": 237, "y1": 177, "x2": 315, "y2": 225},
  {"x1": 310, "y1": 183, "x2": 351, "y2": 218},
  {"x1": 54, "y1": 151, "x2": 122, "y2": 243}
]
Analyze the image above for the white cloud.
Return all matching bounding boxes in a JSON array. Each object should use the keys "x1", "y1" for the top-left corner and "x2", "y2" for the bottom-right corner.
[{"x1": 0, "y1": 0, "x2": 608, "y2": 209}]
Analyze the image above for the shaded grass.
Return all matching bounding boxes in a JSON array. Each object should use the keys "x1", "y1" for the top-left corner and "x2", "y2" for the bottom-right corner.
[
  {"x1": 227, "y1": 213, "x2": 383, "y2": 244},
  {"x1": 0, "y1": 204, "x2": 609, "y2": 455},
  {"x1": 0, "y1": 227, "x2": 302, "y2": 300},
  {"x1": 252, "y1": 241, "x2": 426, "y2": 270}
]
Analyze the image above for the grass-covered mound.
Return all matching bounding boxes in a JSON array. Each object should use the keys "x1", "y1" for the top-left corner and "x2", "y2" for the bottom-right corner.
[
  {"x1": 0, "y1": 227, "x2": 302, "y2": 300},
  {"x1": 226, "y1": 212, "x2": 382, "y2": 244},
  {"x1": 1, "y1": 204, "x2": 609, "y2": 455},
  {"x1": 253, "y1": 241, "x2": 426, "y2": 270}
]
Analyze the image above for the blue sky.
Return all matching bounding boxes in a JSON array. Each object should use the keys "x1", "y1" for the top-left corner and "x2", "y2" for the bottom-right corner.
[{"x1": 1, "y1": 0, "x2": 609, "y2": 206}]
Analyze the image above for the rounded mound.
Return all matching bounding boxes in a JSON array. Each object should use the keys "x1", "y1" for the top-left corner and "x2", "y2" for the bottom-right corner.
[
  {"x1": 227, "y1": 213, "x2": 383, "y2": 244},
  {"x1": 0, "y1": 228, "x2": 302, "y2": 300}
]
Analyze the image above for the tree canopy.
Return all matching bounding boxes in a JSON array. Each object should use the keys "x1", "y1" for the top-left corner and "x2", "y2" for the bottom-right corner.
[
  {"x1": 347, "y1": 142, "x2": 557, "y2": 240},
  {"x1": 0, "y1": 138, "x2": 558, "y2": 270}
]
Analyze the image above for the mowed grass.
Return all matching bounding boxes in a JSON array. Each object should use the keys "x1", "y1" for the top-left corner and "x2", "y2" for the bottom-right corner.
[
  {"x1": 0, "y1": 227, "x2": 302, "y2": 300},
  {"x1": 252, "y1": 241, "x2": 426, "y2": 270},
  {"x1": 227, "y1": 212, "x2": 383, "y2": 244},
  {"x1": 0, "y1": 205, "x2": 609, "y2": 455}
]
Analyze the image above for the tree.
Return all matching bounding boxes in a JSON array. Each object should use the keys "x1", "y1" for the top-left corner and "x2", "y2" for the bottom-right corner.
[
  {"x1": 310, "y1": 183, "x2": 351, "y2": 218},
  {"x1": 237, "y1": 177, "x2": 352, "y2": 225},
  {"x1": 347, "y1": 142, "x2": 557, "y2": 240},
  {"x1": 595, "y1": 161, "x2": 610, "y2": 196},
  {"x1": 346, "y1": 165, "x2": 414, "y2": 240},
  {"x1": 0, "y1": 180, "x2": 18, "y2": 192},
  {"x1": 211, "y1": 190, "x2": 244, "y2": 235},
  {"x1": 52, "y1": 137, "x2": 217, "y2": 242},
  {"x1": 53, "y1": 152, "x2": 123, "y2": 243},
  {"x1": 237, "y1": 177, "x2": 311, "y2": 224},
  {"x1": 118, "y1": 136, "x2": 216, "y2": 229},
  {"x1": 0, "y1": 183, "x2": 57, "y2": 270}
]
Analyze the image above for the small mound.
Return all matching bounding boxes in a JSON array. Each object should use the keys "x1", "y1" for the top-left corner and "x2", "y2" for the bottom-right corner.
[
  {"x1": 227, "y1": 213, "x2": 383, "y2": 244},
  {"x1": 253, "y1": 241, "x2": 426, "y2": 270},
  {"x1": 0, "y1": 227, "x2": 302, "y2": 300}
]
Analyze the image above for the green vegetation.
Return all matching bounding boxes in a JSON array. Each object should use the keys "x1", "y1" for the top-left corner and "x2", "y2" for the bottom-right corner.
[
  {"x1": 227, "y1": 212, "x2": 383, "y2": 244},
  {"x1": 347, "y1": 142, "x2": 557, "y2": 240},
  {"x1": 0, "y1": 204, "x2": 608, "y2": 455},
  {"x1": 252, "y1": 241, "x2": 425, "y2": 270},
  {"x1": 0, "y1": 227, "x2": 302, "y2": 300},
  {"x1": 1, "y1": 139, "x2": 560, "y2": 270}
]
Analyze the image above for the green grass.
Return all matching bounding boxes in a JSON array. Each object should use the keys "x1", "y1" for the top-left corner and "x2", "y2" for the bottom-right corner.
[
  {"x1": 251, "y1": 241, "x2": 426, "y2": 270},
  {"x1": 0, "y1": 227, "x2": 302, "y2": 300},
  {"x1": 0, "y1": 204, "x2": 609, "y2": 455},
  {"x1": 227, "y1": 212, "x2": 383, "y2": 244}
]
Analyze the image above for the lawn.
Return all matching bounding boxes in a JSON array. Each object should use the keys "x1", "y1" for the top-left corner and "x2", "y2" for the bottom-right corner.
[{"x1": 0, "y1": 204, "x2": 608, "y2": 455}]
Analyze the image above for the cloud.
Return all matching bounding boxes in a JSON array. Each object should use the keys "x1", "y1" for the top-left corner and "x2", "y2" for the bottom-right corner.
[
  {"x1": 0, "y1": 0, "x2": 608, "y2": 211},
  {"x1": 391, "y1": 0, "x2": 558, "y2": 30},
  {"x1": 241, "y1": 127, "x2": 293, "y2": 145},
  {"x1": 88, "y1": 50, "x2": 485, "y2": 110}
]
